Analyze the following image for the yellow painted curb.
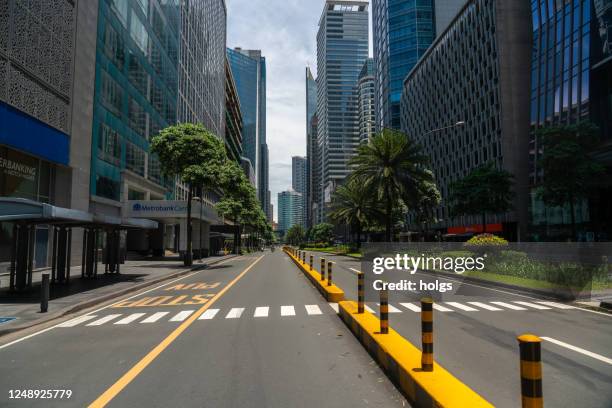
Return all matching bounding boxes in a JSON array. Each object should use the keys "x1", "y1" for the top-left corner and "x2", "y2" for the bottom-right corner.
[
  {"x1": 283, "y1": 248, "x2": 344, "y2": 303},
  {"x1": 338, "y1": 301, "x2": 493, "y2": 408}
]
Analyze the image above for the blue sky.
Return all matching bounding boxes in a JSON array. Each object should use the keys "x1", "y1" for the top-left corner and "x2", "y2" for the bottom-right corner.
[{"x1": 227, "y1": 0, "x2": 372, "y2": 221}]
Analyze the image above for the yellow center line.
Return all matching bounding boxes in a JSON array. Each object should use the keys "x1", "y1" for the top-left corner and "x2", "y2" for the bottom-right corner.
[{"x1": 88, "y1": 254, "x2": 265, "y2": 408}]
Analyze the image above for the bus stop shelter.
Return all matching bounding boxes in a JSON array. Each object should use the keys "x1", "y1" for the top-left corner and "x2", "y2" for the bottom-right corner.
[{"x1": 0, "y1": 197, "x2": 157, "y2": 291}]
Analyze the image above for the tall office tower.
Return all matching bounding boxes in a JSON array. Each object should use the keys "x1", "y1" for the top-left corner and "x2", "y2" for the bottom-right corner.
[
  {"x1": 277, "y1": 190, "x2": 304, "y2": 237},
  {"x1": 316, "y1": 0, "x2": 369, "y2": 219},
  {"x1": 529, "y1": 0, "x2": 612, "y2": 240},
  {"x1": 225, "y1": 57, "x2": 243, "y2": 163},
  {"x1": 358, "y1": 58, "x2": 375, "y2": 144},
  {"x1": 400, "y1": 0, "x2": 532, "y2": 240},
  {"x1": 292, "y1": 156, "x2": 307, "y2": 227},
  {"x1": 372, "y1": 0, "x2": 464, "y2": 130},
  {"x1": 227, "y1": 48, "x2": 268, "y2": 216},
  {"x1": 305, "y1": 67, "x2": 318, "y2": 228}
]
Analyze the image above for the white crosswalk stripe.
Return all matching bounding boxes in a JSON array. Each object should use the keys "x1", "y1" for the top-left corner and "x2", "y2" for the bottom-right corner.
[
  {"x1": 198, "y1": 309, "x2": 220, "y2": 320},
  {"x1": 490, "y1": 301, "x2": 527, "y2": 310},
  {"x1": 170, "y1": 310, "x2": 194, "y2": 322},
  {"x1": 115, "y1": 313, "x2": 146, "y2": 325},
  {"x1": 225, "y1": 308, "x2": 245, "y2": 319},
  {"x1": 536, "y1": 301, "x2": 576, "y2": 309},
  {"x1": 305, "y1": 304, "x2": 323, "y2": 315},
  {"x1": 514, "y1": 301, "x2": 551, "y2": 310},
  {"x1": 376, "y1": 303, "x2": 402, "y2": 313},
  {"x1": 399, "y1": 302, "x2": 421, "y2": 312},
  {"x1": 58, "y1": 315, "x2": 98, "y2": 327},
  {"x1": 254, "y1": 307, "x2": 269, "y2": 317},
  {"x1": 281, "y1": 305, "x2": 296, "y2": 316},
  {"x1": 87, "y1": 314, "x2": 122, "y2": 326},
  {"x1": 445, "y1": 302, "x2": 478, "y2": 311},
  {"x1": 329, "y1": 303, "x2": 339, "y2": 313},
  {"x1": 365, "y1": 304, "x2": 376, "y2": 313},
  {"x1": 141, "y1": 312, "x2": 169, "y2": 323},
  {"x1": 433, "y1": 304, "x2": 454, "y2": 312},
  {"x1": 467, "y1": 302, "x2": 503, "y2": 311}
]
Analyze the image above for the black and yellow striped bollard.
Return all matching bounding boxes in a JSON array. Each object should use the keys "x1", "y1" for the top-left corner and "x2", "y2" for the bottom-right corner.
[
  {"x1": 421, "y1": 298, "x2": 434, "y2": 371},
  {"x1": 518, "y1": 334, "x2": 543, "y2": 408},
  {"x1": 357, "y1": 272, "x2": 365, "y2": 313},
  {"x1": 327, "y1": 261, "x2": 333, "y2": 286},
  {"x1": 303, "y1": 252, "x2": 306, "y2": 264},
  {"x1": 379, "y1": 287, "x2": 389, "y2": 334},
  {"x1": 320, "y1": 258, "x2": 326, "y2": 281},
  {"x1": 309, "y1": 255, "x2": 313, "y2": 271}
]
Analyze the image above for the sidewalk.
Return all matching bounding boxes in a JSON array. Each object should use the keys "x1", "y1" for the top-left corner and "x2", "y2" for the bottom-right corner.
[{"x1": 0, "y1": 255, "x2": 236, "y2": 337}]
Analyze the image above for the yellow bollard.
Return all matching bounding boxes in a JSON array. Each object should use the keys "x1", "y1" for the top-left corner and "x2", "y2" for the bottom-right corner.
[
  {"x1": 379, "y1": 287, "x2": 389, "y2": 334},
  {"x1": 327, "y1": 261, "x2": 333, "y2": 286},
  {"x1": 518, "y1": 334, "x2": 543, "y2": 408},
  {"x1": 320, "y1": 258, "x2": 326, "y2": 281},
  {"x1": 421, "y1": 298, "x2": 434, "y2": 371},
  {"x1": 357, "y1": 272, "x2": 365, "y2": 313}
]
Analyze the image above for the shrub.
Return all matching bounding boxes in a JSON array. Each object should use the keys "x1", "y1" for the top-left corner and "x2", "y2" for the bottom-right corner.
[{"x1": 464, "y1": 233, "x2": 508, "y2": 247}]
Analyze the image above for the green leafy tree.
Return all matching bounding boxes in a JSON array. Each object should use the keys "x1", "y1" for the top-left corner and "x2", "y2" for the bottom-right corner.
[
  {"x1": 329, "y1": 180, "x2": 381, "y2": 247},
  {"x1": 537, "y1": 122, "x2": 604, "y2": 239},
  {"x1": 285, "y1": 224, "x2": 305, "y2": 246},
  {"x1": 150, "y1": 123, "x2": 227, "y2": 265},
  {"x1": 449, "y1": 162, "x2": 514, "y2": 233},
  {"x1": 349, "y1": 128, "x2": 434, "y2": 241},
  {"x1": 310, "y1": 223, "x2": 335, "y2": 245},
  {"x1": 414, "y1": 181, "x2": 442, "y2": 237}
]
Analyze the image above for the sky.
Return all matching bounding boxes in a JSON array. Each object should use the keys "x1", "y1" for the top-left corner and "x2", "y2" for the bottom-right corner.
[{"x1": 226, "y1": 0, "x2": 372, "y2": 222}]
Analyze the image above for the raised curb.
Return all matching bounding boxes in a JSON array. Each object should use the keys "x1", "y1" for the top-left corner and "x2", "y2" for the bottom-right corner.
[
  {"x1": 0, "y1": 255, "x2": 237, "y2": 338},
  {"x1": 283, "y1": 248, "x2": 344, "y2": 303},
  {"x1": 338, "y1": 300, "x2": 493, "y2": 408}
]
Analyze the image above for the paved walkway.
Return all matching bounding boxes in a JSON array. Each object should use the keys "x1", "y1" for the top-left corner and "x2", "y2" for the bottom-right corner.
[{"x1": 0, "y1": 255, "x2": 236, "y2": 336}]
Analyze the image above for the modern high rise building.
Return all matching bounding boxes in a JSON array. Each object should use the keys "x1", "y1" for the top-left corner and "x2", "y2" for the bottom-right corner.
[
  {"x1": 277, "y1": 190, "x2": 304, "y2": 237},
  {"x1": 226, "y1": 47, "x2": 269, "y2": 217},
  {"x1": 400, "y1": 0, "x2": 532, "y2": 239},
  {"x1": 225, "y1": 57, "x2": 243, "y2": 163},
  {"x1": 305, "y1": 67, "x2": 318, "y2": 228},
  {"x1": 372, "y1": 0, "x2": 464, "y2": 130},
  {"x1": 292, "y1": 156, "x2": 307, "y2": 228},
  {"x1": 529, "y1": 0, "x2": 612, "y2": 240},
  {"x1": 316, "y1": 0, "x2": 369, "y2": 219},
  {"x1": 358, "y1": 58, "x2": 375, "y2": 144}
]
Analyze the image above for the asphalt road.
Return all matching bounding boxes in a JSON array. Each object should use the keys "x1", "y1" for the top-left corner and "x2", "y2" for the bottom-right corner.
[
  {"x1": 0, "y1": 252, "x2": 407, "y2": 408},
  {"x1": 315, "y1": 252, "x2": 612, "y2": 408}
]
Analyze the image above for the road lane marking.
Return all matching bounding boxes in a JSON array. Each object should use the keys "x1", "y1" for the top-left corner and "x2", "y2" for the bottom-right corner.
[
  {"x1": 225, "y1": 308, "x2": 245, "y2": 319},
  {"x1": 140, "y1": 312, "x2": 169, "y2": 323},
  {"x1": 329, "y1": 303, "x2": 339, "y2": 313},
  {"x1": 169, "y1": 310, "x2": 194, "y2": 322},
  {"x1": 254, "y1": 307, "x2": 269, "y2": 317},
  {"x1": 114, "y1": 313, "x2": 146, "y2": 325},
  {"x1": 514, "y1": 301, "x2": 551, "y2": 310},
  {"x1": 490, "y1": 301, "x2": 527, "y2": 310},
  {"x1": 86, "y1": 315, "x2": 122, "y2": 326},
  {"x1": 365, "y1": 304, "x2": 376, "y2": 313},
  {"x1": 445, "y1": 302, "x2": 478, "y2": 311},
  {"x1": 57, "y1": 315, "x2": 98, "y2": 327},
  {"x1": 536, "y1": 301, "x2": 576, "y2": 309},
  {"x1": 305, "y1": 305, "x2": 323, "y2": 315},
  {"x1": 349, "y1": 268, "x2": 361, "y2": 275},
  {"x1": 0, "y1": 256, "x2": 242, "y2": 351},
  {"x1": 400, "y1": 302, "x2": 421, "y2": 312},
  {"x1": 281, "y1": 305, "x2": 296, "y2": 316},
  {"x1": 198, "y1": 309, "x2": 219, "y2": 320},
  {"x1": 87, "y1": 254, "x2": 264, "y2": 408},
  {"x1": 433, "y1": 304, "x2": 453, "y2": 312},
  {"x1": 541, "y1": 337, "x2": 612, "y2": 365},
  {"x1": 467, "y1": 302, "x2": 502, "y2": 311}
]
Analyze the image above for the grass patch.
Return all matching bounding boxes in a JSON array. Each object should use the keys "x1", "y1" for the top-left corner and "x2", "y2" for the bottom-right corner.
[{"x1": 461, "y1": 270, "x2": 612, "y2": 291}]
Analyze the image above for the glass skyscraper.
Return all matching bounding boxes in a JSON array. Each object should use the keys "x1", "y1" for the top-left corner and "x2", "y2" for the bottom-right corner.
[
  {"x1": 316, "y1": 0, "x2": 369, "y2": 217},
  {"x1": 372, "y1": 0, "x2": 463, "y2": 130},
  {"x1": 305, "y1": 67, "x2": 318, "y2": 227},
  {"x1": 358, "y1": 58, "x2": 375, "y2": 144}
]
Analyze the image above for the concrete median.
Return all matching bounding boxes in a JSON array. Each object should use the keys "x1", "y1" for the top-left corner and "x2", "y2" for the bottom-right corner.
[{"x1": 283, "y1": 247, "x2": 344, "y2": 303}]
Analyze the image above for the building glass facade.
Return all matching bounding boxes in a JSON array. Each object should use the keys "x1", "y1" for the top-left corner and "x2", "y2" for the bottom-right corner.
[
  {"x1": 305, "y1": 67, "x2": 318, "y2": 228},
  {"x1": 91, "y1": 0, "x2": 180, "y2": 205},
  {"x1": 316, "y1": 0, "x2": 369, "y2": 218},
  {"x1": 358, "y1": 58, "x2": 375, "y2": 144},
  {"x1": 292, "y1": 156, "x2": 307, "y2": 228},
  {"x1": 277, "y1": 190, "x2": 304, "y2": 237}
]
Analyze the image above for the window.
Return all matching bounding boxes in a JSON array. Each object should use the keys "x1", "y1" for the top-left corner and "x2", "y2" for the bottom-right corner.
[
  {"x1": 128, "y1": 97, "x2": 147, "y2": 137},
  {"x1": 128, "y1": 189, "x2": 145, "y2": 200},
  {"x1": 130, "y1": 13, "x2": 149, "y2": 55},
  {"x1": 104, "y1": 22, "x2": 125, "y2": 70},
  {"x1": 97, "y1": 123, "x2": 121, "y2": 165},
  {"x1": 101, "y1": 72, "x2": 123, "y2": 116},
  {"x1": 96, "y1": 175, "x2": 120, "y2": 201},
  {"x1": 148, "y1": 154, "x2": 162, "y2": 184},
  {"x1": 128, "y1": 52, "x2": 148, "y2": 94},
  {"x1": 126, "y1": 142, "x2": 145, "y2": 176},
  {"x1": 110, "y1": 0, "x2": 128, "y2": 27}
]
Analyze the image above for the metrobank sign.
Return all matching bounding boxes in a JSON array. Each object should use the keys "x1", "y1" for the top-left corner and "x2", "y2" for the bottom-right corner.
[{"x1": 125, "y1": 200, "x2": 221, "y2": 223}]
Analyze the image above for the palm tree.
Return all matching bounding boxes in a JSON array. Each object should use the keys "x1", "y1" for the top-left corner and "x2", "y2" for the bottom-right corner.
[
  {"x1": 349, "y1": 129, "x2": 434, "y2": 241},
  {"x1": 329, "y1": 179, "x2": 380, "y2": 247}
]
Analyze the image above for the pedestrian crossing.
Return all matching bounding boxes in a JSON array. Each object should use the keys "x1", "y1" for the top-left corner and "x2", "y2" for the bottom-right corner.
[{"x1": 56, "y1": 300, "x2": 577, "y2": 328}]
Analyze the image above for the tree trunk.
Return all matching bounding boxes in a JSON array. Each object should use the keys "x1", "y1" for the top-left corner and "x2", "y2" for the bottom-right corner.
[
  {"x1": 185, "y1": 185, "x2": 193, "y2": 266},
  {"x1": 385, "y1": 187, "x2": 392, "y2": 242},
  {"x1": 482, "y1": 212, "x2": 487, "y2": 234},
  {"x1": 356, "y1": 222, "x2": 362, "y2": 248}
]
